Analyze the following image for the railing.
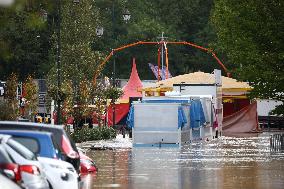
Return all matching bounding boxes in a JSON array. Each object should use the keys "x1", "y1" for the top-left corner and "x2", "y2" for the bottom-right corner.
[
  {"x1": 270, "y1": 134, "x2": 284, "y2": 151},
  {"x1": 259, "y1": 116, "x2": 284, "y2": 131}
]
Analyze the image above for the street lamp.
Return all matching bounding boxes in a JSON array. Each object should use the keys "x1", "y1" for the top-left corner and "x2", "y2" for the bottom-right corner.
[
  {"x1": 56, "y1": 0, "x2": 62, "y2": 125},
  {"x1": 96, "y1": 26, "x2": 104, "y2": 37},
  {"x1": 96, "y1": 5, "x2": 131, "y2": 128},
  {"x1": 122, "y1": 9, "x2": 131, "y2": 22}
]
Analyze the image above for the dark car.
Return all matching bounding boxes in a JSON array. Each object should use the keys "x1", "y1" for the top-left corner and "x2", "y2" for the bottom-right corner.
[{"x1": 0, "y1": 121, "x2": 80, "y2": 173}]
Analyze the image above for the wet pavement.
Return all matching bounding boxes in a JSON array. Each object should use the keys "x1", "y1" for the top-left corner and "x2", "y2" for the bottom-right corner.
[{"x1": 81, "y1": 132, "x2": 284, "y2": 189}]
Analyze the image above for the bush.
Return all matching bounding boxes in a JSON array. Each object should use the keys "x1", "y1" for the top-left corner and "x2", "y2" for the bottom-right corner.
[{"x1": 70, "y1": 126, "x2": 116, "y2": 143}]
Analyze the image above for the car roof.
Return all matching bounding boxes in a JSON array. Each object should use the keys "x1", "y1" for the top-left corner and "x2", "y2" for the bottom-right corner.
[
  {"x1": 0, "y1": 130, "x2": 52, "y2": 137},
  {"x1": 0, "y1": 121, "x2": 64, "y2": 129},
  {"x1": 0, "y1": 134, "x2": 11, "y2": 142}
]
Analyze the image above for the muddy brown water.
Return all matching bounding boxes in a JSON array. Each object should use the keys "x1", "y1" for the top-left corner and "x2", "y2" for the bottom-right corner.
[{"x1": 81, "y1": 132, "x2": 284, "y2": 189}]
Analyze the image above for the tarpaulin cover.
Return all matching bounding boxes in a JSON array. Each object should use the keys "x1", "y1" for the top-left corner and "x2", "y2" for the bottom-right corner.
[
  {"x1": 120, "y1": 59, "x2": 143, "y2": 100},
  {"x1": 190, "y1": 100, "x2": 206, "y2": 129},
  {"x1": 223, "y1": 99, "x2": 250, "y2": 117},
  {"x1": 107, "y1": 103, "x2": 130, "y2": 126},
  {"x1": 178, "y1": 106, "x2": 187, "y2": 128},
  {"x1": 126, "y1": 106, "x2": 134, "y2": 128},
  {"x1": 223, "y1": 101, "x2": 259, "y2": 134},
  {"x1": 142, "y1": 99, "x2": 191, "y2": 104}
]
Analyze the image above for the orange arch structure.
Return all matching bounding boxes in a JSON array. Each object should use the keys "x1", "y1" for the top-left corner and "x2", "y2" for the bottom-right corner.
[{"x1": 96, "y1": 41, "x2": 230, "y2": 81}]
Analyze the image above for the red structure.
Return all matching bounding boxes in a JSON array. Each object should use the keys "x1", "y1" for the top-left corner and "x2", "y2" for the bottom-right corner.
[
  {"x1": 120, "y1": 58, "x2": 143, "y2": 100},
  {"x1": 107, "y1": 58, "x2": 143, "y2": 125}
]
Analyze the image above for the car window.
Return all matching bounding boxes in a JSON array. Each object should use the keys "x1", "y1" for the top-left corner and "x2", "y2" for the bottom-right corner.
[
  {"x1": 7, "y1": 139, "x2": 36, "y2": 161},
  {"x1": 64, "y1": 131, "x2": 78, "y2": 152},
  {"x1": 61, "y1": 135, "x2": 73, "y2": 155},
  {"x1": 0, "y1": 147, "x2": 11, "y2": 163},
  {"x1": 12, "y1": 137, "x2": 39, "y2": 154}
]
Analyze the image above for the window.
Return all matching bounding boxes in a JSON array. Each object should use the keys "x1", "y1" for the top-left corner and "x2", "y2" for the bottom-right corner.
[
  {"x1": 7, "y1": 139, "x2": 36, "y2": 161},
  {"x1": 0, "y1": 147, "x2": 11, "y2": 163},
  {"x1": 61, "y1": 135, "x2": 79, "y2": 158},
  {"x1": 12, "y1": 137, "x2": 39, "y2": 155}
]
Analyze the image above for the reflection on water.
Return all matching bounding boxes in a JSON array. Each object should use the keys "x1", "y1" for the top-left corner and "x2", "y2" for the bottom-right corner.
[{"x1": 83, "y1": 132, "x2": 284, "y2": 189}]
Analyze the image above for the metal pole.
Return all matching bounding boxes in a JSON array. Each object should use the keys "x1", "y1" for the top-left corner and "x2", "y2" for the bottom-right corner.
[
  {"x1": 161, "y1": 33, "x2": 164, "y2": 71},
  {"x1": 56, "y1": 0, "x2": 62, "y2": 125},
  {"x1": 112, "y1": 57, "x2": 116, "y2": 128},
  {"x1": 112, "y1": 0, "x2": 116, "y2": 128}
]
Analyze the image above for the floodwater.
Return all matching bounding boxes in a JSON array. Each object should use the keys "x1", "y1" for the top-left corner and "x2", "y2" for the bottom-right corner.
[{"x1": 81, "y1": 132, "x2": 284, "y2": 189}]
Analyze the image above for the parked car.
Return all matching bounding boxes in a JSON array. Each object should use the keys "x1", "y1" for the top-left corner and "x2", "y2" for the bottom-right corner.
[
  {"x1": 38, "y1": 157, "x2": 79, "y2": 189},
  {"x1": 78, "y1": 151, "x2": 97, "y2": 174},
  {"x1": 0, "y1": 121, "x2": 80, "y2": 173},
  {"x1": 0, "y1": 134, "x2": 49, "y2": 189},
  {"x1": 0, "y1": 130, "x2": 79, "y2": 189},
  {"x1": 0, "y1": 130, "x2": 60, "y2": 159},
  {"x1": 0, "y1": 145, "x2": 21, "y2": 184},
  {"x1": 0, "y1": 173, "x2": 22, "y2": 189}
]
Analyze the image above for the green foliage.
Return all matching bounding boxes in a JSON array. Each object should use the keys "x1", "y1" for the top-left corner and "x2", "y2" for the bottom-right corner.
[
  {"x1": 23, "y1": 75, "x2": 38, "y2": 120},
  {"x1": 3, "y1": 73, "x2": 19, "y2": 119},
  {"x1": 0, "y1": 100, "x2": 18, "y2": 120},
  {"x1": 0, "y1": 0, "x2": 52, "y2": 80},
  {"x1": 1, "y1": 0, "x2": 219, "y2": 81},
  {"x1": 47, "y1": 0, "x2": 104, "y2": 126},
  {"x1": 211, "y1": 0, "x2": 284, "y2": 115},
  {"x1": 95, "y1": 0, "x2": 218, "y2": 79},
  {"x1": 105, "y1": 86, "x2": 123, "y2": 100},
  {"x1": 70, "y1": 126, "x2": 116, "y2": 143}
]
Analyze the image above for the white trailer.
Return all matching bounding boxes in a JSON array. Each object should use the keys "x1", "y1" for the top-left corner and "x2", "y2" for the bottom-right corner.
[
  {"x1": 128, "y1": 95, "x2": 215, "y2": 147},
  {"x1": 130, "y1": 102, "x2": 190, "y2": 147}
]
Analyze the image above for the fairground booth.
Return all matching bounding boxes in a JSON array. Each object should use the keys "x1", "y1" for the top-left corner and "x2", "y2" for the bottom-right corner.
[{"x1": 141, "y1": 71, "x2": 259, "y2": 135}]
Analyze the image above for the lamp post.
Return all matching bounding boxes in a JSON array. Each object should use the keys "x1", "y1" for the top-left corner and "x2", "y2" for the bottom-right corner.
[
  {"x1": 56, "y1": 0, "x2": 62, "y2": 125},
  {"x1": 96, "y1": 3, "x2": 131, "y2": 127}
]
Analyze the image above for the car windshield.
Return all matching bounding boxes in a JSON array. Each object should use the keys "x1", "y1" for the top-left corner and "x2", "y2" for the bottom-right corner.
[{"x1": 7, "y1": 139, "x2": 36, "y2": 160}]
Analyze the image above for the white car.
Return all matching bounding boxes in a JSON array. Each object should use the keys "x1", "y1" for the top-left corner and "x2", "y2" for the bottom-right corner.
[
  {"x1": 0, "y1": 134, "x2": 49, "y2": 189},
  {"x1": 38, "y1": 157, "x2": 79, "y2": 189}
]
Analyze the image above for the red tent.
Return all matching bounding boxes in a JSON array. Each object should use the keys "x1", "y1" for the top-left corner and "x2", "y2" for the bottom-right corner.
[
  {"x1": 107, "y1": 58, "x2": 143, "y2": 125},
  {"x1": 120, "y1": 58, "x2": 143, "y2": 100}
]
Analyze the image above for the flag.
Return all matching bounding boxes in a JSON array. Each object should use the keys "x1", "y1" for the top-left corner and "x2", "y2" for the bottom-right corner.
[{"x1": 148, "y1": 63, "x2": 173, "y2": 80}]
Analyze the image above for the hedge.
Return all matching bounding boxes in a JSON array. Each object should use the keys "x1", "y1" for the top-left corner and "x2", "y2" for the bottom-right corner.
[{"x1": 70, "y1": 126, "x2": 116, "y2": 143}]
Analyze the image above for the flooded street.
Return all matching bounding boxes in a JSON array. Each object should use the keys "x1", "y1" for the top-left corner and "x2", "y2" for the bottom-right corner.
[{"x1": 82, "y1": 132, "x2": 284, "y2": 189}]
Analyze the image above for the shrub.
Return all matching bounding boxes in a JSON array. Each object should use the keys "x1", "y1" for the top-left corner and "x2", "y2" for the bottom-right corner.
[{"x1": 70, "y1": 126, "x2": 116, "y2": 143}]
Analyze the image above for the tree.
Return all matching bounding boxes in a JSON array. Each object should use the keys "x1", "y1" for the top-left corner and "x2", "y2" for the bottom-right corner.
[
  {"x1": 47, "y1": 0, "x2": 103, "y2": 126},
  {"x1": 1, "y1": 73, "x2": 19, "y2": 120},
  {"x1": 23, "y1": 75, "x2": 38, "y2": 121},
  {"x1": 95, "y1": 0, "x2": 218, "y2": 80},
  {"x1": 211, "y1": 0, "x2": 284, "y2": 114},
  {"x1": 0, "y1": 0, "x2": 52, "y2": 80},
  {"x1": 92, "y1": 78, "x2": 123, "y2": 127}
]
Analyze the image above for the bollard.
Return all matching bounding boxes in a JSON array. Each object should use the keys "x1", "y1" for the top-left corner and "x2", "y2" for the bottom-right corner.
[{"x1": 281, "y1": 134, "x2": 284, "y2": 150}]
